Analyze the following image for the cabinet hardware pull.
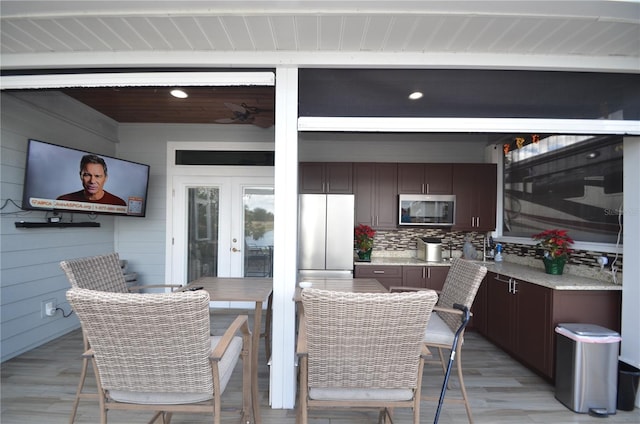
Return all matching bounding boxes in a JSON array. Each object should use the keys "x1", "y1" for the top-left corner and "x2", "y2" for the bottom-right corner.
[
  {"x1": 477, "y1": 216, "x2": 480, "y2": 227},
  {"x1": 427, "y1": 268, "x2": 431, "y2": 279},
  {"x1": 373, "y1": 270, "x2": 385, "y2": 274},
  {"x1": 512, "y1": 279, "x2": 518, "y2": 294},
  {"x1": 507, "y1": 278, "x2": 513, "y2": 293},
  {"x1": 426, "y1": 183, "x2": 430, "y2": 194}
]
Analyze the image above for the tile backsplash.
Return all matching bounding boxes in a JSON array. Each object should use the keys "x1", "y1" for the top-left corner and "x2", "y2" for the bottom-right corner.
[{"x1": 371, "y1": 228, "x2": 623, "y2": 284}]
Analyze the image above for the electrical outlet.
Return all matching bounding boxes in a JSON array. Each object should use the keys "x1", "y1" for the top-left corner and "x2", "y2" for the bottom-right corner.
[{"x1": 41, "y1": 299, "x2": 56, "y2": 318}]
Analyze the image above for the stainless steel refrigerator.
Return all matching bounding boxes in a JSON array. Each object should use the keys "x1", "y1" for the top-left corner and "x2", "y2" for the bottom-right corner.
[{"x1": 298, "y1": 194, "x2": 355, "y2": 279}]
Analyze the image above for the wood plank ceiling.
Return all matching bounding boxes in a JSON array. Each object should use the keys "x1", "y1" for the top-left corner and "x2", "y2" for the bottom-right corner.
[{"x1": 61, "y1": 86, "x2": 275, "y2": 127}]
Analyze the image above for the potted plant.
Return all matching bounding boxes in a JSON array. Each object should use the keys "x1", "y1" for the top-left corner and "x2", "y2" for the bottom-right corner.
[
  {"x1": 532, "y1": 229, "x2": 574, "y2": 275},
  {"x1": 354, "y1": 224, "x2": 376, "y2": 261}
]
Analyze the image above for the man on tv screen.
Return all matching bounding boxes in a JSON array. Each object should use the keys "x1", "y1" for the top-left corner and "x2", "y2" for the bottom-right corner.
[{"x1": 57, "y1": 154, "x2": 126, "y2": 205}]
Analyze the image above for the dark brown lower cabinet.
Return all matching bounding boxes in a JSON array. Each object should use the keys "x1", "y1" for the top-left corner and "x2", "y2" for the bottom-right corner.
[
  {"x1": 485, "y1": 273, "x2": 514, "y2": 350},
  {"x1": 477, "y1": 271, "x2": 621, "y2": 381},
  {"x1": 354, "y1": 265, "x2": 402, "y2": 290},
  {"x1": 468, "y1": 275, "x2": 487, "y2": 334},
  {"x1": 513, "y1": 280, "x2": 551, "y2": 377},
  {"x1": 402, "y1": 266, "x2": 448, "y2": 290}
]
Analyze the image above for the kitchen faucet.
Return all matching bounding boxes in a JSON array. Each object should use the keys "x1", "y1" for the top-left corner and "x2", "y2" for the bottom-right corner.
[{"x1": 483, "y1": 233, "x2": 495, "y2": 262}]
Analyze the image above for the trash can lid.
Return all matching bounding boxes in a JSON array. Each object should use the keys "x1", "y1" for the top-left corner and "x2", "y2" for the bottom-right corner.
[
  {"x1": 420, "y1": 237, "x2": 442, "y2": 244},
  {"x1": 556, "y1": 323, "x2": 620, "y2": 337}
]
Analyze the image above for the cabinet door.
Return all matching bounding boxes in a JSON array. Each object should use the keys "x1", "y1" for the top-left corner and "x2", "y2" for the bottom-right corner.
[
  {"x1": 355, "y1": 265, "x2": 402, "y2": 290},
  {"x1": 299, "y1": 162, "x2": 325, "y2": 193},
  {"x1": 353, "y1": 163, "x2": 376, "y2": 227},
  {"x1": 452, "y1": 164, "x2": 476, "y2": 230},
  {"x1": 469, "y1": 275, "x2": 488, "y2": 333},
  {"x1": 354, "y1": 163, "x2": 398, "y2": 229},
  {"x1": 397, "y1": 163, "x2": 452, "y2": 194},
  {"x1": 397, "y1": 164, "x2": 426, "y2": 193},
  {"x1": 374, "y1": 163, "x2": 398, "y2": 229},
  {"x1": 486, "y1": 273, "x2": 514, "y2": 352},
  {"x1": 299, "y1": 162, "x2": 352, "y2": 193},
  {"x1": 325, "y1": 163, "x2": 353, "y2": 193},
  {"x1": 402, "y1": 266, "x2": 427, "y2": 288},
  {"x1": 424, "y1": 163, "x2": 452, "y2": 194},
  {"x1": 514, "y1": 280, "x2": 551, "y2": 377},
  {"x1": 426, "y1": 266, "x2": 449, "y2": 291},
  {"x1": 452, "y1": 163, "x2": 497, "y2": 231},
  {"x1": 474, "y1": 164, "x2": 496, "y2": 230}
]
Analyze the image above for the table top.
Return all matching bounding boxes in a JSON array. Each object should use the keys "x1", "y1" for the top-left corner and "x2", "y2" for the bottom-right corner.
[
  {"x1": 186, "y1": 277, "x2": 273, "y2": 302},
  {"x1": 293, "y1": 278, "x2": 387, "y2": 302}
]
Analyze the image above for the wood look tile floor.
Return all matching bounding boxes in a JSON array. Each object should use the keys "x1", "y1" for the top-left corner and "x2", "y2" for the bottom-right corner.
[{"x1": 2, "y1": 309, "x2": 638, "y2": 424}]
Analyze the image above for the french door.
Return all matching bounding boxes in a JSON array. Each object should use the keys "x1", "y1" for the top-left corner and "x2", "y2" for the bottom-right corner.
[{"x1": 171, "y1": 176, "x2": 274, "y2": 305}]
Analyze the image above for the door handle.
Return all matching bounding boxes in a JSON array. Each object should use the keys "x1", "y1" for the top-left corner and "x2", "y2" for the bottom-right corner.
[{"x1": 231, "y1": 247, "x2": 241, "y2": 252}]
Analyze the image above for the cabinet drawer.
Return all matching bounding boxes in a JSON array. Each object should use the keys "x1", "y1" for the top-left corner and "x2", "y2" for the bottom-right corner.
[{"x1": 354, "y1": 265, "x2": 402, "y2": 278}]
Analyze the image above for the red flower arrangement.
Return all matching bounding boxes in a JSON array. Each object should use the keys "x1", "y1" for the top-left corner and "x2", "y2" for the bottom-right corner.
[
  {"x1": 532, "y1": 229, "x2": 574, "y2": 259},
  {"x1": 354, "y1": 224, "x2": 376, "y2": 251}
]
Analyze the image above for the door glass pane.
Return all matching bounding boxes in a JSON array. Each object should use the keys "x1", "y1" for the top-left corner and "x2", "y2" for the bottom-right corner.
[
  {"x1": 243, "y1": 187, "x2": 274, "y2": 277},
  {"x1": 187, "y1": 187, "x2": 219, "y2": 281}
]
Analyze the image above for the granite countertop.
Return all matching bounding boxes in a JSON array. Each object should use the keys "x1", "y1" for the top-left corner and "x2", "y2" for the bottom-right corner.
[
  {"x1": 355, "y1": 257, "x2": 451, "y2": 266},
  {"x1": 355, "y1": 256, "x2": 622, "y2": 291}
]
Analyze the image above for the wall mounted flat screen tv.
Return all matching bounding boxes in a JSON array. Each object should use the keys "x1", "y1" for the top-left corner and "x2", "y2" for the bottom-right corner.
[{"x1": 22, "y1": 139, "x2": 150, "y2": 217}]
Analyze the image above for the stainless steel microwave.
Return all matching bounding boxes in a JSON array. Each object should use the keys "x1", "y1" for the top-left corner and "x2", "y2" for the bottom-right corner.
[{"x1": 398, "y1": 194, "x2": 456, "y2": 226}]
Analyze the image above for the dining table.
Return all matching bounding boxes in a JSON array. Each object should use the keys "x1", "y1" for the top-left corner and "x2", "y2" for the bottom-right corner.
[{"x1": 184, "y1": 276, "x2": 272, "y2": 424}]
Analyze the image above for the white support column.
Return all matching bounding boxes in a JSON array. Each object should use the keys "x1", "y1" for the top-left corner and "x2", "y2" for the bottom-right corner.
[
  {"x1": 620, "y1": 136, "x2": 640, "y2": 408},
  {"x1": 269, "y1": 67, "x2": 299, "y2": 408}
]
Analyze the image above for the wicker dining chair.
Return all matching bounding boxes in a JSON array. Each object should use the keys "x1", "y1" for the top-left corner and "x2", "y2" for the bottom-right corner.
[
  {"x1": 60, "y1": 252, "x2": 181, "y2": 424},
  {"x1": 420, "y1": 258, "x2": 487, "y2": 424},
  {"x1": 297, "y1": 288, "x2": 439, "y2": 424},
  {"x1": 66, "y1": 287, "x2": 253, "y2": 424}
]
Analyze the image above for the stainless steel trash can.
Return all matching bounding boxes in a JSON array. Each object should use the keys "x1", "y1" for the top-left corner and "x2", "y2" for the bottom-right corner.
[{"x1": 555, "y1": 323, "x2": 621, "y2": 415}]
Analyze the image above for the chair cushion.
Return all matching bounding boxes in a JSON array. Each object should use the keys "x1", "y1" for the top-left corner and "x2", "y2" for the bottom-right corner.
[
  {"x1": 309, "y1": 387, "x2": 415, "y2": 401},
  {"x1": 109, "y1": 335, "x2": 243, "y2": 405},
  {"x1": 423, "y1": 312, "x2": 455, "y2": 346}
]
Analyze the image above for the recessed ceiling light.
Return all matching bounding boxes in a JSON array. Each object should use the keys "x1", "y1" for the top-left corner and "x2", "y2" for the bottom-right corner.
[
  {"x1": 170, "y1": 89, "x2": 188, "y2": 99},
  {"x1": 408, "y1": 91, "x2": 423, "y2": 100}
]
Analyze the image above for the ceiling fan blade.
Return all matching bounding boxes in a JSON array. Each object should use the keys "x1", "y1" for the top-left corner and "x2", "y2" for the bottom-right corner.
[
  {"x1": 224, "y1": 102, "x2": 247, "y2": 113},
  {"x1": 251, "y1": 115, "x2": 274, "y2": 128},
  {"x1": 215, "y1": 118, "x2": 238, "y2": 124}
]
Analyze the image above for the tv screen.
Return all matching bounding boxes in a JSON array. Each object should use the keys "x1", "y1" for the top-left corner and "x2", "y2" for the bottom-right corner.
[{"x1": 22, "y1": 139, "x2": 150, "y2": 217}]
